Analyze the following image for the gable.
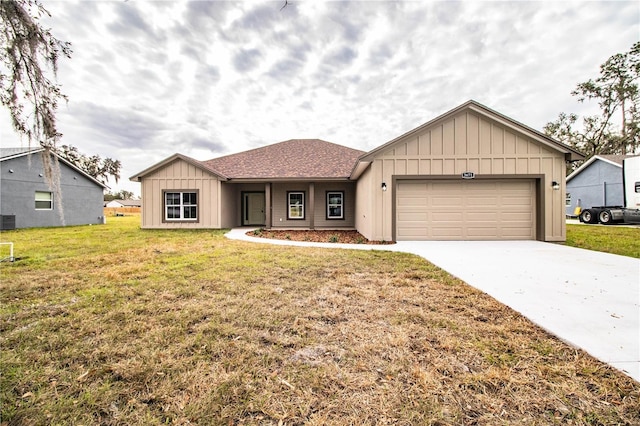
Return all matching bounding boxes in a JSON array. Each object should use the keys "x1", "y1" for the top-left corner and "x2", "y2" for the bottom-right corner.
[
  {"x1": 566, "y1": 155, "x2": 630, "y2": 183},
  {"x1": 359, "y1": 100, "x2": 584, "y2": 165},
  {"x1": 376, "y1": 110, "x2": 556, "y2": 160},
  {"x1": 1, "y1": 147, "x2": 107, "y2": 189},
  {"x1": 130, "y1": 153, "x2": 226, "y2": 182},
  {"x1": 567, "y1": 159, "x2": 623, "y2": 187},
  {"x1": 141, "y1": 157, "x2": 224, "y2": 181}
]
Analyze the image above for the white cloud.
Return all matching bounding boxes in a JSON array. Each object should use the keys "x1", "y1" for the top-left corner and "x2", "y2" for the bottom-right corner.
[{"x1": 1, "y1": 0, "x2": 638, "y2": 196}]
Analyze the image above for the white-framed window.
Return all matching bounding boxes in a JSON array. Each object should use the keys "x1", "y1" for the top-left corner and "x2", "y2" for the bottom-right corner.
[
  {"x1": 565, "y1": 192, "x2": 571, "y2": 206},
  {"x1": 327, "y1": 191, "x2": 344, "y2": 219},
  {"x1": 164, "y1": 191, "x2": 198, "y2": 221},
  {"x1": 35, "y1": 191, "x2": 53, "y2": 210},
  {"x1": 287, "y1": 191, "x2": 305, "y2": 220}
]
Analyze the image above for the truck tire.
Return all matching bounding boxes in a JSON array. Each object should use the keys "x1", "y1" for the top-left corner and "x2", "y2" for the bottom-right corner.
[
  {"x1": 598, "y1": 209, "x2": 613, "y2": 224},
  {"x1": 580, "y1": 209, "x2": 598, "y2": 224}
]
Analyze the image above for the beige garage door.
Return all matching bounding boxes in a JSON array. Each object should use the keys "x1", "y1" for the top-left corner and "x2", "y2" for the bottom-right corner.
[{"x1": 396, "y1": 179, "x2": 535, "y2": 241}]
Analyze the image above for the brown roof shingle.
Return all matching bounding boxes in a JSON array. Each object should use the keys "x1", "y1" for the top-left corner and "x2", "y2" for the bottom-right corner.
[{"x1": 202, "y1": 139, "x2": 365, "y2": 179}]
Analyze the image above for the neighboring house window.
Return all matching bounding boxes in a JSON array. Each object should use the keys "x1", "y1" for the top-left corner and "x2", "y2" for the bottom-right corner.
[
  {"x1": 327, "y1": 191, "x2": 344, "y2": 219},
  {"x1": 35, "y1": 191, "x2": 53, "y2": 210},
  {"x1": 565, "y1": 192, "x2": 571, "y2": 206},
  {"x1": 287, "y1": 192, "x2": 305, "y2": 219},
  {"x1": 164, "y1": 191, "x2": 198, "y2": 221}
]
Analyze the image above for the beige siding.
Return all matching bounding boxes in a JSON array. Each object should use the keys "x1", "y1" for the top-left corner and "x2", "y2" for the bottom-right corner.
[
  {"x1": 355, "y1": 167, "x2": 374, "y2": 240},
  {"x1": 312, "y1": 182, "x2": 356, "y2": 229},
  {"x1": 220, "y1": 182, "x2": 237, "y2": 228},
  {"x1": 140, "y1": 159, "x2": 222, "y2": 229},
  {"x1": 270, "y1": 182, "x2": 356, "y2": 229},
  {"x1": 271, "y1": 182, "x2": 312, "y2": 228},
  {"x1": 368, "y1": 110, "x2": 566, "y2": 241}
]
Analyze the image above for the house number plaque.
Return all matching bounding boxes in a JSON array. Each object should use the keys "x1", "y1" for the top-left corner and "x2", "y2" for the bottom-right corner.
[{"x1": 461, "y1": 172, "x2": 475, "y2": 179}]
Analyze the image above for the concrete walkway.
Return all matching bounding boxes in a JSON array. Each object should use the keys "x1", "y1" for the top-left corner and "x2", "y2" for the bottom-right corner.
[{"x1": 225, "y1": 228, "x2": 640, "y2": 382}]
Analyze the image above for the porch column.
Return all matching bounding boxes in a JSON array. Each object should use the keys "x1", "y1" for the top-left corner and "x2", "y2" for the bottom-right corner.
[
  {"x1": 309, "y1": 182, "x2": 315, "y2": 230},
  {"x1": 265, "y1": 183, "x2": 272, "y2": 229}
]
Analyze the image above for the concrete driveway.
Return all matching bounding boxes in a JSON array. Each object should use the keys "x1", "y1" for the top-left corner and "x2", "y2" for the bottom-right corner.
[{"x1": 226, "y1": 229, "x2": 640, "y2": 382}]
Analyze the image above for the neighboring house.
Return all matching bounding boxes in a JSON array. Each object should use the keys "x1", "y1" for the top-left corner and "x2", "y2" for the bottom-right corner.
[
  {"x1": 105, "y1": 199, "x2": 142, "y2": 208},
  {"x1": 1, "y1": 147, "x2": 107, "y2": 229},
  {"x1": 131, "y1": 100, "x2": 584, "y2": 241},
  {"x1": 565, "y1": 155, "x2": 636, "y2": 216}
]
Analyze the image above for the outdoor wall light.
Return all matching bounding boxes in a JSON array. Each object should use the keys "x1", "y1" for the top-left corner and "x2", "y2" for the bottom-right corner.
[
  {"x1": 381, "y1": 182, "x2": 387, "y2": 191},
  {"x1": 551, "y1": 181, "x2": 560, "y2": 190},
  {"x1": 8, "y1": 169, "x2": 14, "y2": 173}
]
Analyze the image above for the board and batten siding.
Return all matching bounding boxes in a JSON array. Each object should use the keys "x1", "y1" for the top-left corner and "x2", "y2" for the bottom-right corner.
[
  {"x1": 270, "y1": 182, "x2": 356, "y2": 229},
  {"x1": 140, "y1": 158, "x2": 222, "y2": 229},
  {"x1": 364, "y1": 110, "x2": 567, "y2": 241}
]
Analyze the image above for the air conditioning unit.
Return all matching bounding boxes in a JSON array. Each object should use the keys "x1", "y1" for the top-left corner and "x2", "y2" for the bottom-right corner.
[{"x1": 0, "y1": 215, "x2": 16, "y2": 230}]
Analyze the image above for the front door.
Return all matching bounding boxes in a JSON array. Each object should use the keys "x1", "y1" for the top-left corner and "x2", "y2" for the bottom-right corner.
[{"x1": 243, "y1": 192, "x2": 265, "y2": 225}]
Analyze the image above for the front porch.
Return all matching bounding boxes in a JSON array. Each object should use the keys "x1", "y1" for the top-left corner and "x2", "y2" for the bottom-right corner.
[{"x1": 221, "y1": 181, "x2": 357, "y2": 230}]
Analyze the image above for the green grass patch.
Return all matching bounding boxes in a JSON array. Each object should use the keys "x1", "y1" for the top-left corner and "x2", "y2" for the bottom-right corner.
[
  {"x1": 1, "y1": 217, "x2": 638, "y2": 424},
  {"x1": 566, "y1": 224, "x2": 640, "y2": 258}
]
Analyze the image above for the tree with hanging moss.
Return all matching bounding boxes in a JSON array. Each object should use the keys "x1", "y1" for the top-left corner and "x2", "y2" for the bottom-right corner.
[
  {"x1": 1, "y1": 0, "x2": 121, "y2": 222},
  {"x1": 1, "y1": 0, "x2": 70, "y2": 151}
]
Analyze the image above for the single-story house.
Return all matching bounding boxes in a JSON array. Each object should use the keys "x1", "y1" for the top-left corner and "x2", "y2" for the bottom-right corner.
[
  {"x1": 565, "y1": 155, "x2": 636, "y2": 216},
  {"x1": 130, "y1": 100, "x2": 584, "y2": 241},
  {"x1": 105, "y1": 199, "x2": 142, "y2": 208},
  {"x1": 1, "y1": 147, "x2": 107, "y2": 229}
]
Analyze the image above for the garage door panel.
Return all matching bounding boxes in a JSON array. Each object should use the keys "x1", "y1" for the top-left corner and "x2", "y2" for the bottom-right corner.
[
  {"x1": 396, "y1": 179, "x2": 535, "y2": 241},
  {"x1": 503, "y1": 197, "x2": 533, "y2": 206},
  {"x1": 467, "y1": 197, "x2": 498, "y2": 206},
  {"x1": 431, "y1": 197, "x2": 463, "y2": 207},
  {"x1": 432, "y1": 227, "x2": 464, "y2": 238},
  {"x1": 465, "y1": 212, "x2": 497, "y2": 221},
  {"x1": 397, "y1": 197, "x2": 428, "y2": 207},
  {"x1": 398, "y1": 211, "x2": 429, "y2": 221},
  {"x1": 502, "y1": 212, "x2": 533, "y2": 221},
  {"x1": 467, "y1": 227, "x2": 500, "y2": 237},
  {"x1": 432, "y1": 212, "x2": 463, "y2": 221}
]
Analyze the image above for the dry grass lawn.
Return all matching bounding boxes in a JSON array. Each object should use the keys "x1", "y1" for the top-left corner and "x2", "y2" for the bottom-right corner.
[{"x1": 1, "y1": 216, "x2": 638, "y2": 425}]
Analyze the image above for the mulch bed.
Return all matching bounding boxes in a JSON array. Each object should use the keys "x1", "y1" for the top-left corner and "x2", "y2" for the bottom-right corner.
[{"x1": 248, "y1": 229, "x2": 394, "y2": 245}]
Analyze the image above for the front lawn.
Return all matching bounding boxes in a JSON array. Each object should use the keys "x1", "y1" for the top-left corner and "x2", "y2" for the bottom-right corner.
[
  {"x1": 566, "y1": 224, "x2": 640, "y2": 258},
  {"x1": 1, "y1": 217, "x2": 638, "y2": 425}
]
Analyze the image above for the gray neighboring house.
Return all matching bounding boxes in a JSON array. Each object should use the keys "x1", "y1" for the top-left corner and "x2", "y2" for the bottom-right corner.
[
  {"x1": 565, "y1": 154, "x2": 636, "y2": 216},
  {"x1": 1, "y1": 147, "x2": 107, "y2": 229}
]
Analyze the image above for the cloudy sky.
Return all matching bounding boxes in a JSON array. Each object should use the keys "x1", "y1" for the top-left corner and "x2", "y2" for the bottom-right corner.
[{"x1": 2, "y1": 0, "x2": 638, "y2": 196}]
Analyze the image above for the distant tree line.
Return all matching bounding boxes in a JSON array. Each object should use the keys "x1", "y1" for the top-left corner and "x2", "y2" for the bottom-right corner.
[
  {"x1": 544, "y1": 42, "x2": 640, "y2": 173},
  {"x1": 57, "y1": 145, "x2": 121, "y2": 185},
  {"x1": 104, "y1": 190, "x2": 135, "y2": 201}
]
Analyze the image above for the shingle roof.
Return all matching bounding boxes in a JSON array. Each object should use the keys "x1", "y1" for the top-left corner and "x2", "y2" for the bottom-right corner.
[
  {"x1": 202, "y1": 139, "x2": 366, "y2": 179},
  {"x1": 1, "y1": 146, "x2": 108, "y2": 188},
  {"x1": 0, "y1": 146, "x2": 42, "y2": 160}
]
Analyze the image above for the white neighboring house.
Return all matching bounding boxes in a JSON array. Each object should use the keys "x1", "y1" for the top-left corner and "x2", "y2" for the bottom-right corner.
[{"x1": 105, "y1": 199, "x2": 142, "y2": 208}]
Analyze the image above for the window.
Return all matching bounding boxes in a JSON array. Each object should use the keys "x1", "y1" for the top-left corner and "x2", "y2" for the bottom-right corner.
[
  {"x1": 565, "y1": 192, "x2": 571, "y2": 207},
  {"x1": 35, "y1": 191, "x2": 53, "y2": 210},
  {"x1": 287, "y1": 192, "x2": 305, "y2": 219},
  {"x1": 164, "y1": 191, "x2": 198, "y2": 221},
  {"x1": 327, "y1": 191, "x2": 344, "y2": 219}
]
